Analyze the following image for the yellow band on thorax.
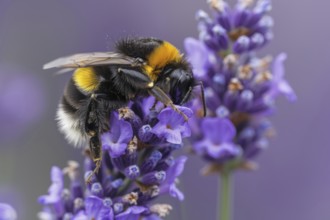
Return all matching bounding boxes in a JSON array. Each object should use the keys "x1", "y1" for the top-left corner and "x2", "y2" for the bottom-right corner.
[{"x1": 144, "y1": 41, "x2": 181, "y2": 81}]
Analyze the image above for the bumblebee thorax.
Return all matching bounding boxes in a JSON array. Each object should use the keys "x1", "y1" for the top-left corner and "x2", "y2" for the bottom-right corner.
[{"x1": 144, "y1": 41, "x2": 182, "y2": 81}]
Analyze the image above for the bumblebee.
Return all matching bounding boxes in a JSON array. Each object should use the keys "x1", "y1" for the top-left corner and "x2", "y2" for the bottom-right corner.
[{"x1": 44, "y1": 37, "x2": 205, "y2": 179}]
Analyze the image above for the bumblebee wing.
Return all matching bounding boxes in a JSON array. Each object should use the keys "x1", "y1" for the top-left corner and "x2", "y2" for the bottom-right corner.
[{"x1": 43, "y1": 52, "x2": 144, "y2": 70}]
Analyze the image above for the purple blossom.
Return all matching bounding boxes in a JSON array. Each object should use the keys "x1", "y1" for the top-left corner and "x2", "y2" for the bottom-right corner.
[
  {"x1": 151, "y1": 107, "x2": 192, "y2": 144},
  {"x1": 39, "y1": 96, "x2": 192, "y2": 219},
  {"x1": 101, "y1": 112, "x2": 133, "y2": 158},
  {"x1": 0, "y1": 203, "x2": 17, "y2": 220},
  {"x1": 38, "y1": 166, "x2": 65, "y2": 217},
  {"x1": 196, "y1": 0, "x2": 273, "y2": 54},
  {"x1": 184, "y1": 37, "x2": 215, "y2": 79},
  {"x1": 159, "y1": 156, "x2": 187, "y2": 201},
  {"x1": 115, "y1": 206, "x2": 146, "y2": 220},
  {"x1": 185, "y1": 0, "x2": 295, "y2": 170},
  {"x1": 194, "y1": 118, "x2": 241, "y2": 161}
]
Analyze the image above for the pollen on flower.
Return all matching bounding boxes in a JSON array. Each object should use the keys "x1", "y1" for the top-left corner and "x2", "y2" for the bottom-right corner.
[
  {"x1": 255, "y1": 71, "x2": 272, "y2": 83},
  {"x1": 62, "y1": 160, "x2": 79, "y2": 180},
  {"x1": 127, "y1": 136, "x2": 138, "y2": 154},
  {"x1": 118, "y1": 107, "x2": 134, "y2": 120},
  {"x1": 228, "y1": 78, "x2": 243, "y2": 91},
  {"x1": 208, "y1": 0, "x2": 226, "y2": 12},
  {"x1": 229, "y1": 27, "x2": 251, "y2": 41},
  {"x1": 238, "y1": 65, "x2": 253, "y2": 79},
  {"x1": 122, "y1": 192, "x2": 139, "y2": 205},
  {"x1": 150, "y1": 204, "x2": 173, "y2": 217},
  {"x1": 223, "y1": 54, "x2": 238, "y2": 69}
]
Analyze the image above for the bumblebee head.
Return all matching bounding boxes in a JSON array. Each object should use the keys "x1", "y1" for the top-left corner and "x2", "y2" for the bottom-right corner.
[{"x1": 158, "y1": 63, "x2": 194, "y2": 105}]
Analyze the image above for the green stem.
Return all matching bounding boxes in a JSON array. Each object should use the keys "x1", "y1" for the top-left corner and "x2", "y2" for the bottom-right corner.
[{"x1": 219, "y1": 171, "x2": 232, "y2": 220}]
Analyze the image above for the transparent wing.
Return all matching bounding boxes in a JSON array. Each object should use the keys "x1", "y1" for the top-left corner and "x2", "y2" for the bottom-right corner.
[{"x1": 43, "y1": 52, "x2": 145, "y2": 70}]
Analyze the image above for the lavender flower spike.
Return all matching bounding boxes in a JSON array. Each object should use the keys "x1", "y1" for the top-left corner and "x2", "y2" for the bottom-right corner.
[
  {"x1": 39, "y1": 96, "x2": 194, "y2": 219},
  {"x1": 185, "y1": 0, "x2": 296, "y2": 170}
]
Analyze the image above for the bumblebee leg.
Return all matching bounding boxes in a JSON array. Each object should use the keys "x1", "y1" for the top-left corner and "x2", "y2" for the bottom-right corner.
[
  {"x1": 84, "y1": 99, "x2": 104, "y2": 183},
  {"x1": 149, "y1": 86, "x2": 189, "y2": 121},
  {"x1": 117, "y1": 67, "x2": 153, "y2": 88},
  {"x1": 84, "y1": 99, "x2": 99, "y2": 136},
  {"x1": 85, "y1": 135, "x2": 103, "y2": 183}
]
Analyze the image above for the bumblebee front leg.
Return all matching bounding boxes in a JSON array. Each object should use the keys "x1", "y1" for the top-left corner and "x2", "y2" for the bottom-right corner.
[{"x1": 149, "y1": 86, "x2": 189, "y2": 121}]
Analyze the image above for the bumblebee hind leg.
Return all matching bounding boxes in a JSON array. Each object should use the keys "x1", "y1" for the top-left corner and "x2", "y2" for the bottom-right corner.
[
  {"x1": 86, "y1": 136, "x2": 103, "y2": 183},
  {"x1": 83, "y1": 98, "x2": 104, "y2": 183}
]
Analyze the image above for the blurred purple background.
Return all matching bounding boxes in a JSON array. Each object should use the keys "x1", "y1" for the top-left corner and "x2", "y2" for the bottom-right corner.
[{"x1": 0, "y1": 0, "x2": 328, "y2": 219}]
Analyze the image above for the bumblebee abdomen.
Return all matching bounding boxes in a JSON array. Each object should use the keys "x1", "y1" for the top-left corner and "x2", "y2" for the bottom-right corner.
[
  {"x1": 56, "y1": 104, "x2": 88, "y2": 147},
  {"x1": 57, "y1": 78, "x2": 89, "y2": 147}
]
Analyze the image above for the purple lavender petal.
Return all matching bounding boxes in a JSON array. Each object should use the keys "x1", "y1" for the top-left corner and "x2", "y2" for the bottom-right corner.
[
  {"x1": 0, "y1": 203, "x2": 17, "y2": 220},
  {"x1": 85, "y1": 196, "x2": 103, "y2": 219},
  {"x1": 98, "y1": 198, "x2": 114, "y2": 220},
  {"x1": 115, "y1": 206, "x2": 147, "y2": 220},
  {"x1": 38, "y1": 167, "x2": 65, "y2": 217},
  {"x1": 169, "y1": 185, "x2": 184, "y2": 201},
  {"x1": 193, "y1": 118, "x2": 242, "y2": 160},
  {"x1": 151, "y1": 107, "x2": 193, "y2": 144},
  {"x1": 101, "y1": 113, "x2": 133, "y2": 158},
  {"x1": 202, "y1": 118, "x2": 236, "y2": 143},
  {"x1": 156, "y1": 107, "x2": 186, "y2": 128},
  {"x1": 184, "y1": 37, "x2": 214, "y2": 80},
  {"x1": 38, "y1": 167, "x2": 63, "y2": 204},
  {"x1": 165, "y1": 156, "x2": 187, "y2": 184},
  {"x1": 205, "y1": 142, "x2": 241, "y2": 159},
  {"x1": 160, "y1": 128, "x2": 182, "y2": 144},
  {"x1": 159, "y1": 156, "x2": 187, "y2": 200},
  {"x1": 72, "y1": 210, "x2": 87, "y2": 220},
  {"x1": 269, "y1": 53, "x2": 297, "y2": 101}
]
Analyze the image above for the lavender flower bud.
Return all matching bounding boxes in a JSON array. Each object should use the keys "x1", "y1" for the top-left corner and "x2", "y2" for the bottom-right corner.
[
  {"x1": 141, "y1": 151, "x2": 163, "y2": 173},
  {"x1": 91, "y1": 183, "x2": 103, "y2": 197},
  {"x1": 124, "y1": 165, "x2": 140, "y2": 180},
  {"x1": 138, "y1": 124, "x2": 153, "y2": 142},
  {"x1": 141, "y1": 171, "x2": 166, "y2": 185},
  {"x1": 113, "y1": 203, "x2": 124, "y2": 214},
  {"x1": 233, "y1": 36, "x2": 250, "y2": 53}
]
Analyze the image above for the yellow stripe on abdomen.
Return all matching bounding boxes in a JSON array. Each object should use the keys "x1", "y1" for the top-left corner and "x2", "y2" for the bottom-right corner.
[{"x1": 73, "y1": 67, "x2": 100, "y2": 92}]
